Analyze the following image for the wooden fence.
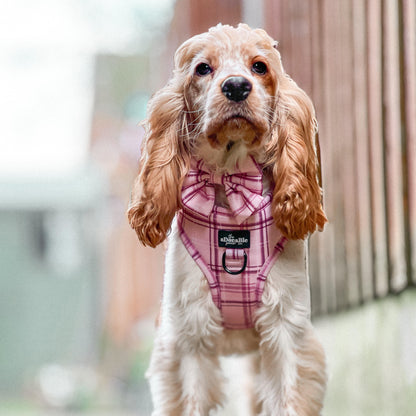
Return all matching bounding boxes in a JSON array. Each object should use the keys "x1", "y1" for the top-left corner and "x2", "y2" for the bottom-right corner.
[{"x1": 262, "y1": 0, "x2": 416, "y2": 315}]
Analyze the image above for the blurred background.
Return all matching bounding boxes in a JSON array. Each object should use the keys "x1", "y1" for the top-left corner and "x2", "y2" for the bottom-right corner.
[{"x1": 0, "y1": 0, "x2": 415, "y2": 415}]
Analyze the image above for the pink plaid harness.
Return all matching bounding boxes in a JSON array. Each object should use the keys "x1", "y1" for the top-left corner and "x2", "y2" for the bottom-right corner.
[{"x1": 177, "y1": 157, "x2": 286, "y2": 329}]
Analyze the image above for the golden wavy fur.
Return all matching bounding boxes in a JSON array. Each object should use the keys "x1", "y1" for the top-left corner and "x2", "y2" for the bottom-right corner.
[{"x1": 128, "y1": 23, "x2": 326, "y2": 247}]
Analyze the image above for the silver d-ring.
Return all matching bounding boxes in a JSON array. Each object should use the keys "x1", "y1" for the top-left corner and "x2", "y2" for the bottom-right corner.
[{"x1": 222, "y1": 251, "x2": 248, "y2": 275}]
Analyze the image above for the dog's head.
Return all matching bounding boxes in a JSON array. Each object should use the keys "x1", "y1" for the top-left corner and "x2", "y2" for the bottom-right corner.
[
  {"x1": 128, "y1": 24, "x2": 327, "y2": 247},
  {"x1": 177, "y1": 24, "x2": 281, "y2": 169}
]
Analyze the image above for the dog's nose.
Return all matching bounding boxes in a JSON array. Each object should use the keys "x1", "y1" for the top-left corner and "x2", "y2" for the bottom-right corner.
[{"x1": 221, "y1": 76, "x2": 252, "y2": 102}]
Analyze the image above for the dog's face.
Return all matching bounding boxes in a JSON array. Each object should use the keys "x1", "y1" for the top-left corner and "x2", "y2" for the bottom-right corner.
[
  {"x1": 128, "y1": 24, "x2": 327, "y2": 247},
  {"x1": 177, "y1": 24, "x2": 284, "y2": 169}
]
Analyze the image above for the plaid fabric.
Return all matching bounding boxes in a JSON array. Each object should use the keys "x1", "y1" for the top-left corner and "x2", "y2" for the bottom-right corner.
[
  {"x1": 181, "y1": 158, "x2": 264, "y2": 224},
  {"x1": 178, "y1": 157, "x2": 286, "y2": 329}
]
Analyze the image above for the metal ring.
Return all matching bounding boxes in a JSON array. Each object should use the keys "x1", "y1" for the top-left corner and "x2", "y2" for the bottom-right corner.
[{"x1": 222, "y1": 251, "x2": 247, "y2": 275}]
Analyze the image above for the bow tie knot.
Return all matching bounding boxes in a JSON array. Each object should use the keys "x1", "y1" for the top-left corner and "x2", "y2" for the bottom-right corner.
[
  {"x1": 181, "y1": 157, "x2": 264, "y2": 224},
  {"x1": 199, "y1": 171, "x2": 224, "y2": 186}
]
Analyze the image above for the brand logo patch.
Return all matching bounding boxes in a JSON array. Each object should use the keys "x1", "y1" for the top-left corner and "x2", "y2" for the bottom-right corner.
[{"x1": 218, "y1": 230, "x2": 250, "y2": 249}]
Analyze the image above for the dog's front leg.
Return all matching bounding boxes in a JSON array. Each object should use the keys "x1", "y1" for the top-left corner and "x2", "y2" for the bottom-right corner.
[
  {"x1": 178, "y1": 350, "x2": 225, "y2": 415},
  {"x1": 255, "y1": 240, "x2": 326, "y2": 416},
  {"x1": 256, "y1": 321, "x2": 326, "y2": 416},
  {"x1": 147, "y1": 220, "x2": 225, "y2": 415},
  {"x1": 148, "y1": 305, "x2": 225, "y2": 416},
  {"x1": 147, "y1": 334, "x2": 183, "y2": 416},
  {"x1": 147, "y1": 333, "x2": 225, "y2": 416},
  {"x1": 256, "y1": 313, "x2": 304, "y2": 416}
]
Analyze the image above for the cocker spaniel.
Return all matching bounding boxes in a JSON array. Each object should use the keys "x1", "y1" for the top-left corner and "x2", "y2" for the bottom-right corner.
[{"x1": 128, "y1": 23, "x2": 327, "y2": 416}]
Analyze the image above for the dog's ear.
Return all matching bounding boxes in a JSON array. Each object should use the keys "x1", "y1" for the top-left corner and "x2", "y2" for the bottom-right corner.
[
  {"x1": 127, "y1": 35, "x2": 209, "y2": 247},
  {"x1": 127, "y1": 80, "x2": 190, "y2": 248},
  {"x1": 266, "y1": 75, "x2": 327, "y2": 240}
]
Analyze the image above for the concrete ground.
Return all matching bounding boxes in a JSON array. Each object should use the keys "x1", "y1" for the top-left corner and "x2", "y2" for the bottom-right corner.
[
  {"x1": 3, "y1": 289, "x2": 415, "y2": 415},
  {"x1": 317, "y1": 288, "x2": 416, "y2": 416}
]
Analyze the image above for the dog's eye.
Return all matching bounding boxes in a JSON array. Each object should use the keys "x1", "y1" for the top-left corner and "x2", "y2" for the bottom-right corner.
[
  {"x1": 195, "y1": 63, "x2": 213, "y2": 76},
  {"x1": 252, "y1": 61, "x2": 268, "y2": 75}
]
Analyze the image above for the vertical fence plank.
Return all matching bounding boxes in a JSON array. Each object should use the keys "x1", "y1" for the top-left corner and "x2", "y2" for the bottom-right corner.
[
  {"x1": 352, "y1": 0, "x2": 374, "y2": 302},
  {"x1": 366, "y1": 0, "x2": 389, "y2": 298},
  {"x1": 322, "y1": 0, "x2": 347, "y2": 312},
  {"x1": 309, "y1": 0, "x2": 327, "y2": 316},
  {"x1": 267, "y1": 0, "x2": 291, "y2": 72},
  {"x1": 401, "y1": 0, "x2": 416, "y2": 285},
  {"x1": 263, "y1": 0, "x2": 283, "y2": 41},
  {"x1": 287, "y1": 0, "x2": 313, "y2": 94},
  {"x1": 339, "y1": 0, "x2": 362, "y2": 308},
  {"x1": 280, "y1": 0, "x2": 294, "y2": 72},
  {"x1": 382, "y1": 0, "x2": 408, "y2": 292}
]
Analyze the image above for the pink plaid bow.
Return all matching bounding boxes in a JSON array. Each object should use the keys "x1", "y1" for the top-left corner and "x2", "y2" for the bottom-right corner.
[{"x1": 181, "y1": 157, "x2": 264, "y2": 224}]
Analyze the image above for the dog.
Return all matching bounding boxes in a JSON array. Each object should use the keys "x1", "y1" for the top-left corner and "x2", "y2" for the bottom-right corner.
[{"x1": 128, "y1": 23, "x2": 327, "y2": 416}]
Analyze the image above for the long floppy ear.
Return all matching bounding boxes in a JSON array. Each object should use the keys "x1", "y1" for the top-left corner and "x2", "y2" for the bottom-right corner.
[
  {"x1": 127, "y1": 80, "x2": 190, "y2": 248},
  {"x1": 267, "y1": 76, "x2": 327, "y2": 240}
]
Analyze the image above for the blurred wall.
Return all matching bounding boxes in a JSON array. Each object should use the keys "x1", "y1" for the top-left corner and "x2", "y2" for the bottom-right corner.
[
  {"x1": 89, "y1": 53, "x2": 165, "y2": 346},
  {"x1": 0, "y1": 172, "x2": 106, "y2": 394},
  {"x1": 0, "y1": 0, "x2": 174, "y2": 399}
]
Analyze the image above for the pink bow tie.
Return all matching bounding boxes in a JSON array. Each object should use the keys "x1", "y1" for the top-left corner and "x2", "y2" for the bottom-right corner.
[{"x1": 181, "y1": 157, "x2": 264, "y2": 224}]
